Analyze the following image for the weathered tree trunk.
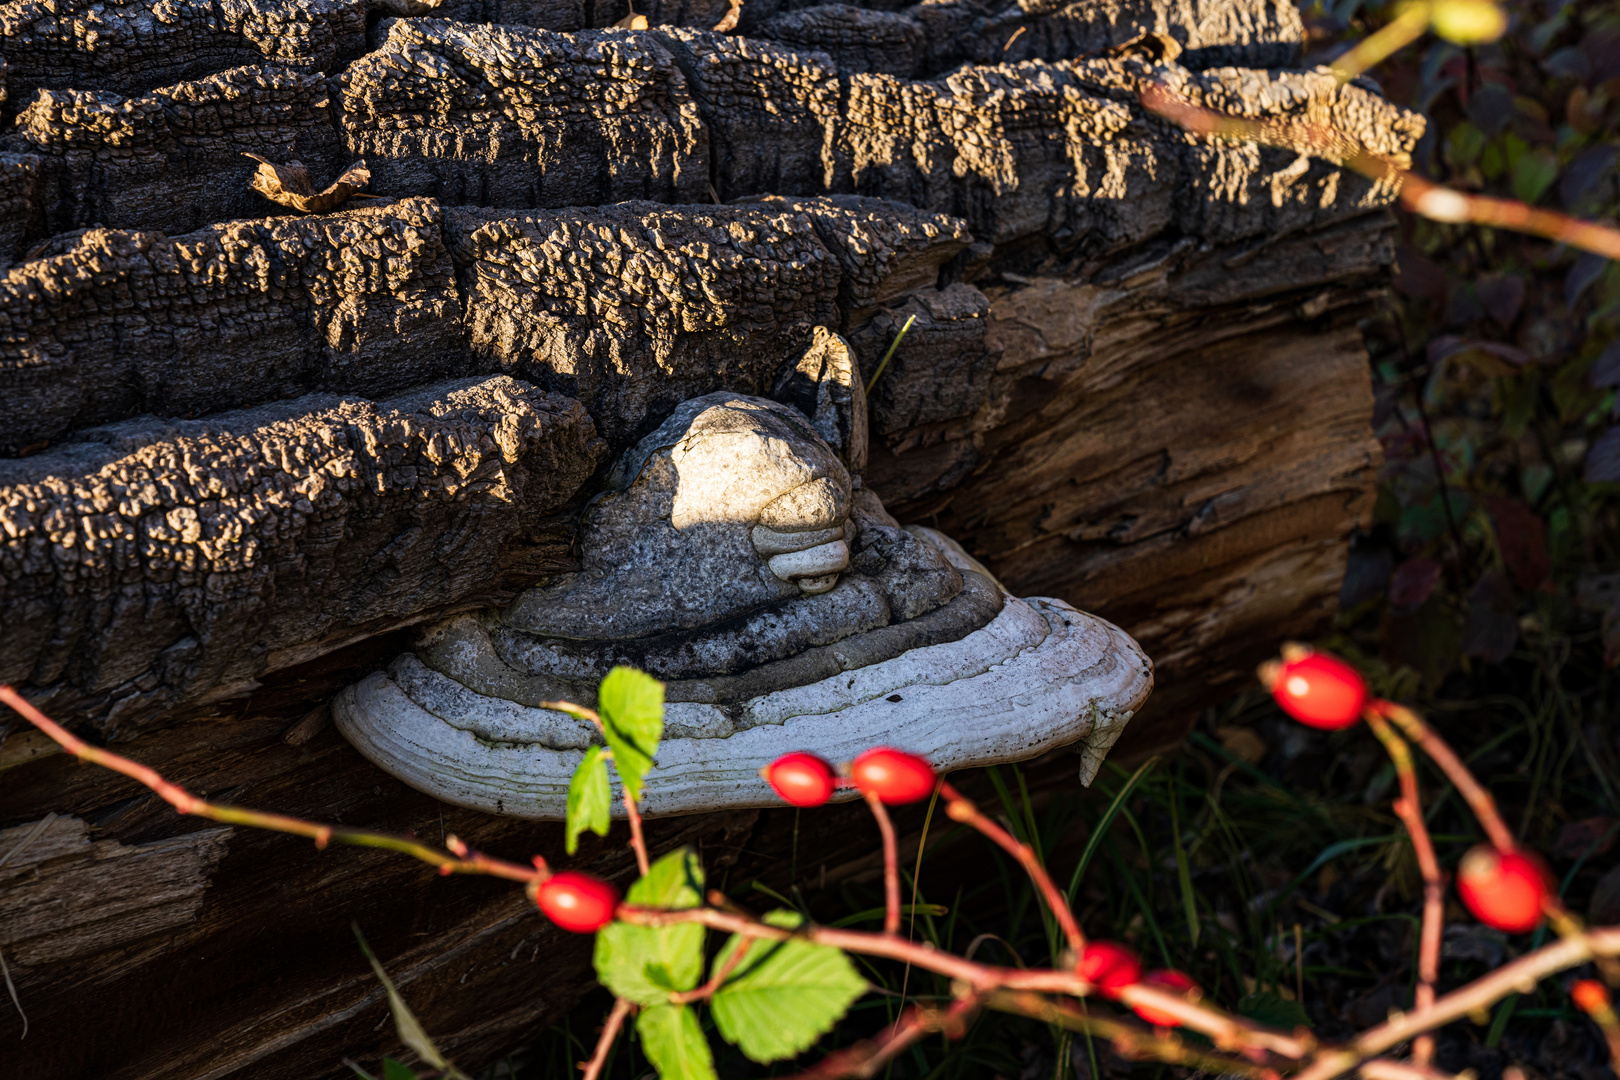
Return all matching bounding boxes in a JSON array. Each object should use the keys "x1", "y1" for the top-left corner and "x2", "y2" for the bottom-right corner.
[{"x1": 0, "y1": 0, "x2": 1418, "y2": 1075}]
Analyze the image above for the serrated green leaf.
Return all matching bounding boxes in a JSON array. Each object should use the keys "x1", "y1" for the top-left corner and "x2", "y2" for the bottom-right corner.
[
  {"x1": 593, "y1": 848, "x2": 705, "y2": 1005},
  {"x1": 382, "y1": 1060, "x2": 418, "y2": 1080},
  {"x1": 566, "y1": 745, "x2": 613, "y2": 855},
  {"x1": 710, "y1": 910, "x2": 866, "y2": 1063},
  {"x1": 352, "y1": 926, "x2": 471, "y2": 1080},
  {"x1": 636, "y1": 1005, "x2": 718, "y2": 1080},
  {"x1": 598, "y1": 666, "x2": 663, "y2": 800},
  {"x1": 1237, "y1": 991, "x2": 1311, "y2": 1031}
]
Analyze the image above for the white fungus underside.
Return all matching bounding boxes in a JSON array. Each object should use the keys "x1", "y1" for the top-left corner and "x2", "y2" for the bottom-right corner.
[{"x1": 333, "y1": 590, "x2": 1153, "y2": 819}]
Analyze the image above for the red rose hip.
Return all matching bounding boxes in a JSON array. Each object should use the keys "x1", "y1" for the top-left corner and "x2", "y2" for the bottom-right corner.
[
  {"x1": 1572, "y1": 979, "x2": 1611, "y2": 1015},
  {"x1": 1268, "y1": 651, "x2": 1367, "y2": 730},
  {"x1": 849, "y1": 747, "x2": 936, "y2": 805},
  {"x1": 1131, "y1": 969, "x2": 1200, "y2": 1027},
  {"x1": 537, "y1": 871, "x2": 620, "y2": 933},
  {"x1": 765, "y1": 752, "x2": 837, "y2": 807},
  {"x1": 1078, "y1": 941, "x2": 1141, "y2": 999},
  {"x1": 1456, "y1": 845, "x2": 1549, "y2": 933}
]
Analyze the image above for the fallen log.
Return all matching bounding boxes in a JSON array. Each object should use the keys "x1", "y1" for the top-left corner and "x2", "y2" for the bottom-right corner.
[{"x1": 0, "y1": 0, "x2": 1419, "y2": 1074}]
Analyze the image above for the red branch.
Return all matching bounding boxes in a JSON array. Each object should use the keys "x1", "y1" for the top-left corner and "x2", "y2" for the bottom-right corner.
[
  {"x1": 864, "y1": 791, "x2": 902, "y2": 936},
  {"x1": 783, "y1": 993, "x2": 980, "y2": 1079},
  {"x1": 579, "y1": 997, "x2": 633, "y2": 1080},
  {"x1": 1139, "y1": 84, "x2": 1620, "y2": 261},
  {"x1": 13, "y1": 681, "x2": 1620, "y2": 1080},
  {"x1": 0, "y1": 685, "x2": 543, "y2": 886},
  {"x1": 1366, "y1": 714, "x2": 1444, "y2": 1067},
  {"x1": 622, "y1": 787, "x2": 651, "y2": 878},
  {"x1": 942, "y1": 783, "x2": 1086, "y2": 959}
]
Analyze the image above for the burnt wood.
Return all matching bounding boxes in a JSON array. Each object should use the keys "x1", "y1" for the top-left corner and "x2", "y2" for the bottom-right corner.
[{"x1": 0, "y1": 0, "x2": 1420, "y2": 1074}]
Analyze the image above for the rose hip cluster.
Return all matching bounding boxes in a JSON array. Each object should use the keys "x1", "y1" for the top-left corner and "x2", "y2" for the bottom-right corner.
[
  {"x1": 764, "y1": 746, "x2": 937, "y2": 807},
  {"x1": 1076, "y1": 940, "x2": 1201, "y2": 1026},
  {"x1": 1262, "y1": 646, "x2": 1552, "y2": 936},
  {"x1": 534, "y1": 656, "x2": 1552, "y2": 987},
  {"x1": 529, "y1": 746, "x2": 946, "y2": 934}
]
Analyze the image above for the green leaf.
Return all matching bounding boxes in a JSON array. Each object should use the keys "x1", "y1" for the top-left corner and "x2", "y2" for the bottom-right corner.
[
  {"x1": 710, "y1": 911, "x2": 866, "y2": 1063},
  {"x1": 1511, "y1": 148, "x2": 1559, "y2": 205},
  {"x1": 1237, "y1": 991, "x2": 1311, "y2": 1031},
  {"x1": 597, "y1": 666, "x2": 664, "y2": 800},
  {"x1": 636, "y1": 1005, "x2": 718, "y2": 1080},
  {"x1": 352, "y1": 926, "x2": 470, "y2": 1080},
  {"x1": 593, "y1": 848, "x2": 705, "y2": 1005},
  {"x1": 565, "y1": 745, "x2": 613, "y2": 855},
  {"x1": 382, "y1": 1061, "x2": 419, "y2": 1080}
]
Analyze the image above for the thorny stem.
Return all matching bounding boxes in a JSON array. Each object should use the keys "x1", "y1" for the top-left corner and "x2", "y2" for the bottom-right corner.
[
  {"x1": 864, "y1": 791, "x2": 902, "y2": 935},
  {"x1": 622, "y1": 787, "x2": 651, "y2": 878},
  {"x1": 1370, "y1": 701, "x2": 1517, "y2": 852},
  {"x1": 986, "y1": 989, "x2": 1278, "y2": 1078},
  {"x1": 1291, "y1": 929, "x2": 1620, "y2": 1080},
  {"x1": 1366, "y1": 714, "x2": 1444, "y2": 1067},
  {"x1": 16, "y1": 682, "x2": 1620, "y2": 1079},
  {"x1": 0, "y1": 685, "x2": 544, "y2": 886},
  {"x1": 988, "y1": 991, "x2": 1462, "y2": 1080},
  {"x1": 942, "y1": 783, "x2": 1086, "y2": 960},
  {"x1": 783, "y1": 992, "x2": 981, "y2": 1080},
  {"x1": 1139, "y1": 86, "x2": 1620, "y2": 261},
  {"x1": 580, "y1": 997, "x2": 634, "y2": 1080},
  {"x1": 1373, "y1": 701, "x2": 1620, "y2": 980},
  {"x1": 617, "y1": 903, "x2": 1311, "y2": 1057}
]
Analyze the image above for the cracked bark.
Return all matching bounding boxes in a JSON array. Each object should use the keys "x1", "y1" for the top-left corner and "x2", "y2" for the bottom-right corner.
[{"x1": 0, "y1": 0, "x2": 1420, "y2": 1074}]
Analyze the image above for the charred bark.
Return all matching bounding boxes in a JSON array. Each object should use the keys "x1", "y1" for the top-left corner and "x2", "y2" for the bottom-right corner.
[{"x1": 0, "y1": 0, "x2": 1422, "y2": 1074}]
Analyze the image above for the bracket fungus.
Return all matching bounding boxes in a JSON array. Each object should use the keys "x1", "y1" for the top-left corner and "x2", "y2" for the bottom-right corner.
[{"x1": 334, "y1": 332, "x2": 1153, "y2": 818}]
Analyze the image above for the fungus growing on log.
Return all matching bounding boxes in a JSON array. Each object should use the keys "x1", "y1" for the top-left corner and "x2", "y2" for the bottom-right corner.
[{"x1": 335, "y1": 337, "x2": 1153, "y2": 816}]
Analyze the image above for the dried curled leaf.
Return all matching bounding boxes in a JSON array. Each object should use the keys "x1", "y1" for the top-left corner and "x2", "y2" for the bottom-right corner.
[
  {"x1": 244, "y1": 154, "x2": 371, "y2": 214},
  {"x1": 712, "y1": 0, "x2": 742, "y2": 32},
  {"x1": 613, "y1": 11, "x2": 649, "y2": 28}
]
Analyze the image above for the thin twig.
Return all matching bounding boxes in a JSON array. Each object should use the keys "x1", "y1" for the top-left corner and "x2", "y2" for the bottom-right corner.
[
  {"x1": 580, "y1": 997, "x2": 633, "y2": 1080},
  {"x1": 617, "y1": 903, "x2": 1312, "y2": 1058},
  {"x1": 1292, "y1": 929, "x2": 1620, "y2": 1080},
  {"x1": 1139, "y1": 85, "x2": 1620, "y2": 261},
  {"x1": 1373, "y1": 700, "x2": 1620, "y2": 980},
  {"x1": 986, "y1": 990, "x2": 1279, "y2": 1077},
  {"x1": 0, "y1": 685, "x2": 543, "y2": 885},
  {"x1": 782, "y1": 992, "x2": 980, "y2": 1079},
  {"x1": 1370, "y1": 701, "x2": 1515, "y2": 850},
  {"x1": 0, "y1": 813, "x2": 55, "y2": 1042},
  {"x1": 1366, "y1": 714, "x2": 1444, "y2": 1067},
  {"x1": 942, "y1": 784, "x2": 1086, "y2": 960},
  {"x1": 622, "y1": 787, "x2": 650, "y2": 878},
  {"x1": 0, "y1": 945, "x2": 24, "y2": 1040},
  {"x1": 864, "y1": 792, "x2": 902, "y2": 935},
  {"x1": 669, "y1": 939, "x2": 752, "y2": 1004}
]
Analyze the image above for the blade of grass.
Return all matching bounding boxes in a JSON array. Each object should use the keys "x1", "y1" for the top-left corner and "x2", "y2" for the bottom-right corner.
[
  {"x1": 864, "y1": 314, "x2": 916, "y2": 394},
  {"x1": 1067, "y1": 756, "x2": 1158, "y2": 902},
  {"x1": 1106, "y1": 832, "x2": 1173, "y2": 967},
  {"x1": 1170, "y1": 765, "x2": 1200, "y2": 947},
  {"x1": 1263, "y1": 836, "x2": 1396, "y2": 918}
]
